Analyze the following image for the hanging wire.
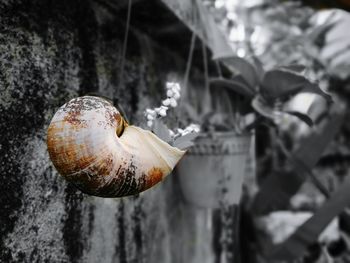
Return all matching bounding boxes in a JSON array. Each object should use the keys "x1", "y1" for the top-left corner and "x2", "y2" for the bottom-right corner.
[
  {"x1": 195, "y1": 0, "x2": 213, "y2": 114},
  {"x1": 201, "y1": 41, "x2": 209, "y2": 95},
  {"x1": 215, "y1": 60, "x2": 223, "y2": 78},
  {"x1": 178, "y1": 31, "x2": 196, "y2": 127},
  {"x1": 202, "y1": 40, "x2": 212, "y2": 114},
  {"x1": 183, "y1": 32, "x2": 197, "y2": 96},
  {"x1": 119, "y1": 0, "x2": 133, "y2": 87}
]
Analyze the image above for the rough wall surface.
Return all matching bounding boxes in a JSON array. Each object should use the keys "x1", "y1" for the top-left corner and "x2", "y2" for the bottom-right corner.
[{"x1": 0, "y1": 1, "x2": 243, "y2": 262}]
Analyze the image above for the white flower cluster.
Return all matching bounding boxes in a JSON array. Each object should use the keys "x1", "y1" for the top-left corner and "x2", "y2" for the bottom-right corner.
[
  {"x1": 144, "y1": 82, "x2": 200, "y2": 139},
  {"x1": 176, "y1": 124, "x2": 200, "y2": 136},
  {"x1": 145, "y1": 82, "x2": 181, "y2": 128}
]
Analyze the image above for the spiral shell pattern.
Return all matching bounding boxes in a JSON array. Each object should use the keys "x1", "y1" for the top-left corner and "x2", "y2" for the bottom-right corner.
[{"x1": 47, "y1": 96, "x2": 185, "y2": 197}]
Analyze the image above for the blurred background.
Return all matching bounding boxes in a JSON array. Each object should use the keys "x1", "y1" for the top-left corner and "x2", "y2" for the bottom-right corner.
[{"x1": 0, "y1": 0, "x2": 350, "y2": 262}]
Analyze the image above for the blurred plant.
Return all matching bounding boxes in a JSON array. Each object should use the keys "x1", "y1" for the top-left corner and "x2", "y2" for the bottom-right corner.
[
  {"x1": 264, "y1": 176, "x2": 350, "y2": 262},
  {"x1": 183, "y1": 1, "x2": 338, "y2": 136},
  {"x1": 198, "y1": 1, "x2": 350, "y2": 262},
  {"x1": 256, "y1": 211, "x2": 340, "y2": 245},
  {"x1": 206, "y1": 1, "x2": 350, "y2": 93},
  {"x1": 207, "y1": 57, "x2": 332, "y2": 132}
]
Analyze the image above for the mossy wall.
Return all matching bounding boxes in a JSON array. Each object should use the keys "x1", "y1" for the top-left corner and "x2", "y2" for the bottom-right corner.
[
  {"x1": 0, "y1": 1, "x2": 186, "y2": 262},
  {"x1": 0, "y1": 1, "x2": 244, "y2": 262}
]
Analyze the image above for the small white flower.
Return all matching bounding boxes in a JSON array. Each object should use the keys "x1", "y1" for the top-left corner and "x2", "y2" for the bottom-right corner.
[
  {"x1": 162, "y1": 99, "x2": 171, "y2": 106},
  {"x1": 173, "y1": 91, "x2": 180, "y2": 100},
  {"x1": 182, "y1": 130, "x2": 191, "y2": 135},
  {"x1": 172, "y1": 83, "x2": 181, "y2": 91},
  {"x1": 144, "y1": 82, "x2": 183, "y2": 128},
  {"x1": 166, "y1": 89, "x2": 174, "y2": 98},
  {"x1": 170, "y1": 98, "x2": 177, "y2": 107},
  {"x1": 166, "y1": 82, "x2": 174, "y2": 89},
  {"x1": 186, "y1": 124, "x2": 200, "y2": 133},
  {"x1": 159, "y1": 109, "x2": 167, "y2": 117},
  {"x1": 177, "y1": 128, "x2": 184, "y2": 135}
]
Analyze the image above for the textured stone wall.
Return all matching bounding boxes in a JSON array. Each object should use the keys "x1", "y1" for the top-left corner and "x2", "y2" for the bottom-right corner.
[
  {"x1": 0, "y1": 1, "x2": 244, "y2": 262},
  {"x1": 0, "y1": 1, "x2": 183, "y2": 262}
]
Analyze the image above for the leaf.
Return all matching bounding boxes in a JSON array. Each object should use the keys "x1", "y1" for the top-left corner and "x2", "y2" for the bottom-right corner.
[
  {"x1": 308, "y1": 22, "x2": 336, "y2": 48},
  {"x1": 302, "y1": 82, "x2": 333, "y2": 103},
  {"x1": 252, "y1": 104, "x2": 345, "y2": 215},
  {"x1": 261, "y1": 70, "x2": 305, "y2": 100},
  {"x1": 284, "y1": 111, "x2": 313, "y2": 127},
  {"x1": 173, "y1": 132, "x2": 200, "y2": 150},
  {"x1": 279, "y1": 64, "x2": 306, "y2": 73},
  {"x1": 306, "y1": 96, "x2": 328, "y2": 124},
  {"x1": 251, "y1": 95, "x2": 276, "y2": 120},
  {"x1": 252, "y1": 97, "x2": 315, "y2": 135},
  {"x1": 251, "y1": 56, "x2": 265, "y2": 82},
  {"x1": 293, "y1": 103, "x2": 345, "y2": 169},
  {"x1": 218, "y1": 56, "x2": 259, "y2": 90},
  {"x1": 153, "y1": 120, "x2": 172, "y2": 143},
  {"x1": 267, "y1": 177, "x2": 350, "y2": 261},
  {"x1": 209, "y1": 77, "x2": 255, "y2": 98},
  {"x1": 261, "y1": 70, "x2": 332, "y2": 102}
]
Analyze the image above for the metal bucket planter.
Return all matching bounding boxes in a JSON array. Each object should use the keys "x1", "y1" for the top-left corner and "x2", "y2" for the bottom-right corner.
[{"x1": 177, "y1": 132, "x2": 252, "y2": 209}]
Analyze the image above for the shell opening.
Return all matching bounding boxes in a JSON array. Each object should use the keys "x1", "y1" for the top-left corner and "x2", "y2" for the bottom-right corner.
[{"x1": 116, "y1": 118, "x2": 128, "y2": 137}]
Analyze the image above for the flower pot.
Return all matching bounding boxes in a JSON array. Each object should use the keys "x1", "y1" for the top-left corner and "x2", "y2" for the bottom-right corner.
[{"x1": 177, "y1": 132, "x2": 252, "y2": 209}]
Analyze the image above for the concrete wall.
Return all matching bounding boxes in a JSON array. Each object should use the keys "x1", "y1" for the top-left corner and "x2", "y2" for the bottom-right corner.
[{"x1": 0, "y1": 1, "x2": 242, "y2": 262}]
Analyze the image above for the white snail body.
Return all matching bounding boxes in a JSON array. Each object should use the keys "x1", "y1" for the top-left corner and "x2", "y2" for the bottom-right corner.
[{"x1": 47, "y1": 96, "x2": 185, "y2": 197}]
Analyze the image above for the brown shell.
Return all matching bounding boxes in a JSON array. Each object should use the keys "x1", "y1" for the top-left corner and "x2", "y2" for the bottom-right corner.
[{"x1": 47, "y1": 96, "x2": 185, "y2": 197}]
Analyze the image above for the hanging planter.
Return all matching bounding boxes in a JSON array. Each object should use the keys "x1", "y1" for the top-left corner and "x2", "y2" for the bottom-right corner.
[
  {"x1": 175, "y1": 57, "x2": 330, "y2": 209},
  {"x1": 177, "y1": 131, "x2": 252, "y2": 208}
]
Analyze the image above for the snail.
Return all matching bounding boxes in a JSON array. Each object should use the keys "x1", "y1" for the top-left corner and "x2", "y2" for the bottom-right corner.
[{"x1": 47, "y1": 96, "x2": 185, "y2": 197}]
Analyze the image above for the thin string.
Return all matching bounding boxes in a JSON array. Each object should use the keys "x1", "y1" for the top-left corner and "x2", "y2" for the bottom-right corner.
[
  {"x1": 182, "y1": 32, "x2": 197, "y2": 103},
  {"x1": 119, "y1": 0, "x2": 133, "y2": 87},
  {"x1": 202, "y1": 40, "x2": 212, "y2": 112},
  {"x1": 215, "y1": 60, "x2": 223, "y2": 78},
  {"x1": 202, "y1": 41, "x2": 209, "y2": 94},
  {"x1": 198, "y1": 0, "x2": 212, "y2": 114}
]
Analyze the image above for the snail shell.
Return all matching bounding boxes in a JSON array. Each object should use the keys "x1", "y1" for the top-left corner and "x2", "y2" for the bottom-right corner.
[{"x1": 47, "y1": 96, "x2": 185, "y2": 197}]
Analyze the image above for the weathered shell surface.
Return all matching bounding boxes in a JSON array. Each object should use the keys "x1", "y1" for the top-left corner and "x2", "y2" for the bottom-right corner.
[{"x1": 47, "y1": 96, "x2": 185, "y2": 197}]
